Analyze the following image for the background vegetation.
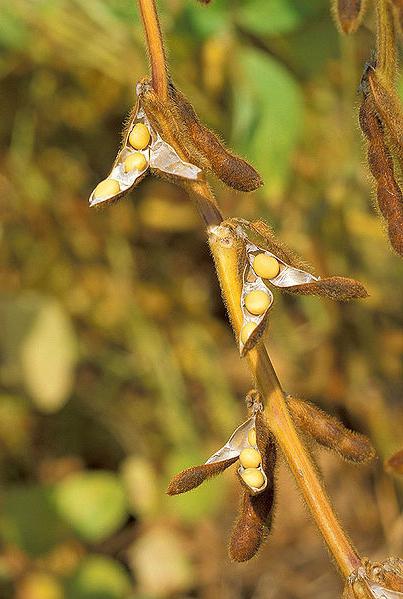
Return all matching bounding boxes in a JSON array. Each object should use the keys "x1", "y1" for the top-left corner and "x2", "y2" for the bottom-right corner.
[{"x1": 0, "y1": 0, "x2": 402, "y2": 597}]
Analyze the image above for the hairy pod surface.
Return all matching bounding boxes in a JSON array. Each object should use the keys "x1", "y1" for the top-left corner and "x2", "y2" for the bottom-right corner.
[
  {"x1": 359, "y1": 90, "x2": 403, "y2": 256},
  {"x1": 285, "y1": 276, "x2": 369, "y2": 300},
  {"x1": 332, "y1": 0, "x2": 367, "y2": 34},
  {"x1": 230, "y1": 414, "x2": 276, "y2": 562},
  {"x1": 287, "y1": 396, "x2": 376, "y2": 463},
  {"x1": 169, "y1": 84, "x2": 263, "y2": 191},
  {"x1": 368, "y1": 70, "x2": 403, "y2": 167},
  {"x1": 166, "y1": 457, "x2": 238, "y2": 495}
]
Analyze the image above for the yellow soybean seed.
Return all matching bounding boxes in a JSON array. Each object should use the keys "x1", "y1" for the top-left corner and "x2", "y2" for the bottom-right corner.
[
  {"x1": 240, "y1": 447, "x2": 261, "y2": 468},
  {"x1": 253, "y1": 253, "x2": 280, "y2": 279},
  {"x1": 240, "y1": 322, "x2": 257, "y2": 344},
  {"x1": 248, "y1": 428, "x2": 257, "y2": 446},
  {"x1": 124, "y1": 152, "x2": 148, "y2": 173},
  {"x1": 244, "y1": 290, "x2": 271, "y2": 315},
  {"x1": 129, "y1": 123, "x2": 151, "y2": 150},
  {"x1": 241, "y1": 468, "x2": 265, "y2": 489},
  {"x1": 93, "y1": 178, "x2": 120, "y2": 199}
]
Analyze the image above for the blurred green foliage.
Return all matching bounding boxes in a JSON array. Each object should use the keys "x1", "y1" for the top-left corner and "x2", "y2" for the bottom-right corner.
[{"x1": 0, "y1": 0, "x2": 402, "y2": 597}]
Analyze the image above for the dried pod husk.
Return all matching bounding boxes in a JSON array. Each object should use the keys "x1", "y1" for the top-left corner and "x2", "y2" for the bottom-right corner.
[
  {"x1": 385, "y1": 448, "x2": 403, "y2": 475},
  {"x1": 228, "y1": 218, "x2": 369, "y2": 301},
  {"x1": 332, "y1": 0, "x2": 368, "y2": 34},
  {"x1": 285, "y1": 276, "x2": 369, "y2": 301},
  {"x1": 359, "y1": 88, "x2": 403, "y2": 256},
  {"x1": 230, "y1": 415, "x2": 276, "y2": 562},
  {"x1": 168, "y1": 84, "x2": 263, "y2": 192},
  {"x1": 345, "y1": 559, "x2": 403, "y2": 598},
  {"x1": 89, "y1": 89, "x2": 202, "y2": 207},
  {"x1": 368, "y1": 70, "x2": 403, "y2": 167},
  {"x1": 167, "y1": 457, "x2": 237, "y2": 495},
  {"x1": 227, "y1": 218, "x2": 310, "y2": 271},
  {"x1": 287, "y1": 396, "x2": 376, "y2": 463}
]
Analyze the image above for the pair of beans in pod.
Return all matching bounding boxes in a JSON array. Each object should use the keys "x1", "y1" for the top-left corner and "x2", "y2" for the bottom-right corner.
[
  {"x1": 93, "y1": 123, "x2": 150, "y2": 200},
  {"x1": 239, "y1": 428, "x2": 265, "y2": 489},
  {"x1": 240, "y1": 253, "x2": 281, "y2": 345}
]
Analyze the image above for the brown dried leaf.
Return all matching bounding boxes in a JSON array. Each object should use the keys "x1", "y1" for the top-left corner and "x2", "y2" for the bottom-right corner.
[
  {"x1": 332, "y1": 0, "x2": 368, "y2": 34},
  {"x1": 284, "y1": 276, "x2": 369, "y2": 301},
  {"x1": 287, "y1": 396, "x2": 376, "y2": 463},
  {"x1": 166, "y1": 457, "x2": 237, "y2": 495}
]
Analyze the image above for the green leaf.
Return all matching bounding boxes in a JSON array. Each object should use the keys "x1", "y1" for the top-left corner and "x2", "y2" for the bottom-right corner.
[
  {"x1": 67, "y1": 556, "x2": 131, "y2": 599},
  {"x1": 236, "y1": 0, "x2": 324, "y2": 36},
  {"x1": 0, "y1": 485, "x2": 68, "y2": 557},
  {"x1": 232, "y1": 47, "x2": 303, "y2": 196},
  {"x1": 53, "y1": 471, "x2": 128, "y2": 543},
  {"x1": 20, "y1": 298, "x2": 77, "y2": 413}
]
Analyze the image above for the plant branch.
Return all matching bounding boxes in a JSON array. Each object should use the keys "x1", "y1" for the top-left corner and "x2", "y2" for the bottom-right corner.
[
  {"x1": 209, "y1": 224, "x2": 362, "y2": 577},
  {"x1": 137, "y1": 0, "x2": 363, "y2": 578},
  {"x1": 137, "y1": 0, "x2": 169, "y2": 98}
]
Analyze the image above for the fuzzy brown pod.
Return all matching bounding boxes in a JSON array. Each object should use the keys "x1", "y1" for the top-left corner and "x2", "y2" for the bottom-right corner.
[
  {"x1": 136, "y1": 79, "x2": 263, "y2": 192},
  {"x1": 230, "y1": 218, "x2": 368, "y2": 299},
  {"x1": 385, "y1": 449, "x2": 403, "y2": 475},
  {"x1": 332, "y1": 0, "x2": 368, "y2": 34},
  {"x1": 359, "y1": 84, "x2": 403, "y2": 256},
  {"x1": 287, "y1": 396, "x2": 376, "y2": 463},
  {"x1": 225, "y1": 218, "x2": 369, "y2": 355},
  {"x1": 367, "y1": 70, "x2": 403, "y2": 167},
  {"x1": 166, "y1": 415, "x2": 256, "y2": 495},
  {"x1": 89, "y1": 97, "x2": 201, "y2": 207},
  {"x1": 229, "y1": 413, "x2": 276, "y2": 562},
  {"x1": 168, "y1": 84, "x2": 263, "y2": 192},
  {"x1": 167, "y1": 458, "x2": 237, "y2": 495}
]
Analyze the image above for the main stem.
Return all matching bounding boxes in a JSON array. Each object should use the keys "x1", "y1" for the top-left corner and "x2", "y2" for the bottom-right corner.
[
  {"x1": 138, "y1": 0, "x2": 362, "y2": 579},
  {"x1": 137, "y1": 0, "x2": 169, "y2": 99},
  {"x1": 209, "y1": 226, "x2": 361, "y2": 576}
]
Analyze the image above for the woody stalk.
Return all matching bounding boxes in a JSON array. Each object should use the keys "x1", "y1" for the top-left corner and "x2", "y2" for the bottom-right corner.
[{"x1": 89, "y1": 0, "x2": 403, "y2": 594}]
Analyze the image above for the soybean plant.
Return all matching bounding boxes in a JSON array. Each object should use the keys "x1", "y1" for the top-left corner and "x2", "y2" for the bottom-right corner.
[{"x1": 88, "y1": 0, "x2": 403, "y2": 596}]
